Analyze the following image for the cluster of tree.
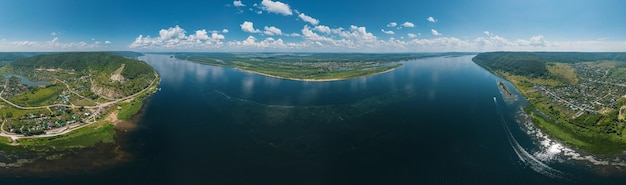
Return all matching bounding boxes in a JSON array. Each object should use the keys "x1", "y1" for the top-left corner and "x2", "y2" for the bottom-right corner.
[
  {"x1": 11, "y1": 52, "x2": 153, "y2": 80},
  {"x1": 0, "y1": 52, "x2": 55, "y2": 62},
  {"x1": 473, "y1": 52, "x2": 548, "y2": 77}
]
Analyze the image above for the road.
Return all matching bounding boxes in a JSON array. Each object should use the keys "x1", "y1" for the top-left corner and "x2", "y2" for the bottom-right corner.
[{"x1": 0, "y1": 72, "x2": 159, "y2": 141}]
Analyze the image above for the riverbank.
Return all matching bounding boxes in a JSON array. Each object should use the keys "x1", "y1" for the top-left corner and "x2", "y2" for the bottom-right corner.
[
  {"x1": 484, "y1": 67, "x2": 626, "y2": 155},
  {"x1": 235, "y1": 66, "x2": 398, "y2": 82}
]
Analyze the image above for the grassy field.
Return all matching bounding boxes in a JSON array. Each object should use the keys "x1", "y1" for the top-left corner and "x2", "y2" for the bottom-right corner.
[
  {"x1": 497, "y1": 71, "x2": 565, "y2": 87},
  {"x1": 8, "y1": 84, "x2": 64, "y2": 107},
  {"x1": 233, "y1": 61, "x2": 402, "y2": 80},
  {"x1": 16, "y1": 121, "x2": 115, "y2": 151},
  {"x1": 0, "y1": 103, "x2": 48, "y2": 119},
  {"x1": 117, "y1": 100, "x2": 143, "y2": 120},
  {"x1": 524, "y1": 107, "x2": 590, "y2": 147},
  {"x1": 546, "y1": 62, "x2": 578, "y2": 84}
]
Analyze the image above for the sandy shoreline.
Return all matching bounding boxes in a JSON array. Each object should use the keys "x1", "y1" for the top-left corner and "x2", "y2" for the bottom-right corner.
[{"x1": 235, "y1": 67, "x2": 398, "y2": 82}]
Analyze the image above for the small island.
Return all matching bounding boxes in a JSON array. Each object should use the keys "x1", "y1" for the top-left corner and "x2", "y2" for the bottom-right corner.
[
  {"x1": 0, "y1": 52, "x2": 159, "y2": 159},
  {"x1": 474, "y1": 52, "x2": 626, "y2": 155},
  {"x1": 171, "y1": 53, "x2": 467, "y2": 81}
]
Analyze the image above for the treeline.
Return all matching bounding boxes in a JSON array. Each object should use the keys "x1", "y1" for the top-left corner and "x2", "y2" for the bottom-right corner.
[
  {"x1": 473, "y1": 52, "x2": 626, "y2": 78},
  {"x1": 0, "y1": 52, "x2": 56, "y2": 61},
  {"x1": 473, "y1": 52, "x2": 548, "y2": 77},
  {"x1": 11, "y1": 52, "x2": 152, "y2": 79}
]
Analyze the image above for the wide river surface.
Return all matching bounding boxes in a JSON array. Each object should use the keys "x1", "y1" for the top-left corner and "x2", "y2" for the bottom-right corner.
[{"x1": 3, "y1": 54, "x2": 626, "y2": 184}]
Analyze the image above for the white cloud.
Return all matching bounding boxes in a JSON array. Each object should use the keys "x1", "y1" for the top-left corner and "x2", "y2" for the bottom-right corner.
[
  {"x1": 228, "y1": 36, "x2": 302, "y2": 50},
  {"x1": 264, "y1": 26, "x2": 283, "y2": 36},
  {"x1": 10, "y1": 36, "x2": 106, "y2": 51},
  {"x1": 381, "y1": 29, "x2": 395, "y2": 35},
  {"x1": 233, "y1": 0, "x2": 245, "y2": 7},
  {"x1": 105, "y1": 40, "x2": 111, "y2": 44},
  {"x1": 473, "y1": 32, "x2": 556, "y2": 51},
  {"x1": 431, "y1": 29, "x2": 442, "y2": 36},
  {"x1": 211, "y1": 32, "x2": 226, "y2": 40},
  {"x1": 125, "y1": 25, "x2": 626, "y2": 52},
  {"x1": 298, "y1": 13, "x2": 319, "y2": 25},
  {"x1": 314, "y1": 25, "x2": 331, "y2": 34},
  {"x1": 222, "y1": 29, "x2": 229, "y2": 33},
  {"x1": 129, "y1": 25, "x2": 225, "y2": 49},
  {"x1": 427, "y1": 16, "x2": 437, "y2": 23},
  {"x1": 402, "y1": 22, "x2": 415, "y2": 28},
  {"x1": 387, "y1": 22, "x2": 397, "y2": 27},
  {"x1": 339, "y1": 25, "x2": 377, "y2": 42},
  {"x1": 51, "y1": 32, "x2": 57, "y2": 36},
  {"x1": 301, "y1": 25, "x2": 336, "y2": 43},
  {"x1": 240, "y1": 21, "x2": 260, "y2": 33},
  {"x1": 261, "y1": 0, "x2": 292, "y2": 15}
]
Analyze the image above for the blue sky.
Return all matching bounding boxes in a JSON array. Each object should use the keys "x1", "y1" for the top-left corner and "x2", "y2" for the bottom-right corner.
[{"x1": 1, "y1": 0, "x2": 625, "y2": 52}]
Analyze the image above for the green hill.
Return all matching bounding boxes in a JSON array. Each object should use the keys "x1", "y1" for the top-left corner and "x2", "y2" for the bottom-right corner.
[{"x1": 7, "y1": 52, "x2": 155, "y2": 99}]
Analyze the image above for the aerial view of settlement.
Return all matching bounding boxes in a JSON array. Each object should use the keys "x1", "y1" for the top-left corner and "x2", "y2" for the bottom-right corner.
[{"x1": 0, "y1": 52, "x2": 158, "y2": 148}]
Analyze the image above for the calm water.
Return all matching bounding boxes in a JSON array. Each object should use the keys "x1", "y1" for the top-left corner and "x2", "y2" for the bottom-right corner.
[
  {"x1": 2, "y1": 54, "x2": 625, "y2": 184},
  {"x1": 4, "y1": 74, "x2": 50, "y2": 86}
]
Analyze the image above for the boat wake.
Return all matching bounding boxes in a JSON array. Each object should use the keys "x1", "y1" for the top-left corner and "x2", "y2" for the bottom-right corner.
[{"x1": 494, "y1": 98, "x2": 566, "y2": 178}]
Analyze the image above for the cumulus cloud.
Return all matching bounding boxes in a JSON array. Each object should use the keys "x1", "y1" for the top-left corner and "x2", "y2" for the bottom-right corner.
[
  {"x1": 387, "y1": 22, "x2": 397, "y2": 27},
  {"x1": 381, "y1": 29, "x2": 395, "y2": 35},
  {"x1": 10, "y1": 36, "x2": 106, "y2": 51},
  {"x1": 129, "y1": 25, "x2": 225, "y2": 49},
  {"x1": 314, "y1": 25, "x2": 331, "y2": 34},
  {"x1": 261, "y1": 0, "x2": 292, "y2": 15},
  {"x1": 240, "y1": 21, "x2": 260, "y2": 33},
  {"x1": 222, "y1": 29, "x2": 229, "y2": 33},
  {"x1": 298, "y1": 13, "x2": 319, "y2": 25},
  {"x1": 233, "y1": 0, "x2": 245, "y2": 7},
  {"x1": 264, "y1": 26, "x2": 283, "y2": 35},
  {"x1": 431, "y1": 29, "x2": 442, "y2": 36},
  {"x1": 125, "y1": 25, "x2": 612, "y2": 52},
  {"x1": 402, "y1": 22, "x2": 415, "y2": 28},
  {"x1": 105, "y1": 40, "x2": 111, "y2": 44},
  {"x1": 227, "y1": 36, "x2": 302, "y2": 50},
  {"x1": 473, "y1": 32, "x2": 555, "y2": 51},
  {"x1": 427, "y1": 16, "x2": 436, "y2": 23}
]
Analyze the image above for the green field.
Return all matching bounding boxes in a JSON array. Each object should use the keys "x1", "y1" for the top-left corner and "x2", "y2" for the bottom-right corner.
[
  {"x1": 16, "y1": 121, "x2": 115, "y2": 151},
  {"x1": 546, "y1": 62, "x2": 578, "y2": 84},
  {"x1": 8, "y1": 84, "x2": 64, "y2": 107},
  {"x1": 117, "y1": 100, "x2": 143, "y2": 120}
]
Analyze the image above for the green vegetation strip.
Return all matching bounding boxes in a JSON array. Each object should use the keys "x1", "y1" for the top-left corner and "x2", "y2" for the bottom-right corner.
[
  {"x1": 16, "y1": 122, "x2": 115, "y2": 151},
  {"x1": 117, "y1": 100, "x2": 143, "y2": 120}
]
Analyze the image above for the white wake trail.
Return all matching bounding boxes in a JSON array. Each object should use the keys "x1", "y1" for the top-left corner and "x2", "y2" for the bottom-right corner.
[{"x1": 494, "y1": 98, "x2": 565, "y2": 178}]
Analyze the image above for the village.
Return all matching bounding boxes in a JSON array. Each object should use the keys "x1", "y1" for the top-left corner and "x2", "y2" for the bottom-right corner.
[
  {"x1": 0, "y1": 75, "x2": 108, "y2": 136},
  {"x1": 534, "y1": 62, "x2": 626, "y2": 118}
]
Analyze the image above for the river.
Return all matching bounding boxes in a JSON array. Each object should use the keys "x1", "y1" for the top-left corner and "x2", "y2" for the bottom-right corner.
[{"x1": 1, "y1": 54, "x2": 625, "y2": 185}]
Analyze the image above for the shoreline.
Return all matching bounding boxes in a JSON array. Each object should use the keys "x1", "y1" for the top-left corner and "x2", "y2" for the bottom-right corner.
[{"x1": 235, "y1": 67, "x2": 398, "y2": 82}]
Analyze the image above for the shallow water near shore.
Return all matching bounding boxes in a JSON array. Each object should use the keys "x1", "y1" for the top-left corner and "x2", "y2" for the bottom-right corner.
[{"x1": 1, "y1": 54, "x2": 625, "y2": 185}]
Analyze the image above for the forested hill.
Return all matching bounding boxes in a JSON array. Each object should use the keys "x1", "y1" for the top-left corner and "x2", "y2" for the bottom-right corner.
[
  {"x1": 10, "y1": 52, "x2": 152, "y2": 79},
  {"x1": 472, "y1": 52, "x2": 626, "y2": 78},
  {"x1": 0, "y1": 51, "x2": 143, "y2": 62}
]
